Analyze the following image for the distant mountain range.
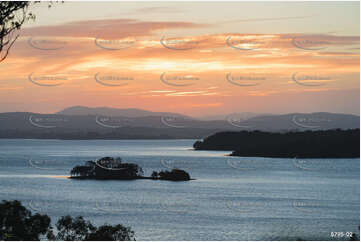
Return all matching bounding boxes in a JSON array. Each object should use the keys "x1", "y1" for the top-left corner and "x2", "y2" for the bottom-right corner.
[
  {"x1": 198, "y1": 112, "x2": 271, "y2": 121},
  {"x1": 0, "y1": 106, "x2": 359, "y2": 139},
  {"x1": 57, "y1": 106, "x2": 272, "y2": 122},
  {"x1": 57, "y1": 106, "x2": 189, "y2": 118}
]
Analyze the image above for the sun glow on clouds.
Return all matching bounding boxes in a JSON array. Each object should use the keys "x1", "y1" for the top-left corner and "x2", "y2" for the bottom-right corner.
[
  {"x1": 190, "y1": 102, "x2": 223, "y2": 107},
  {"x1": 150, "y1": 90, "x2": 175, "y2": 93},
  {"x1": 73, "y1": 60, "x2": 114, "y2": 70},
  {"x1": 128, "y1": 60, "x2": 227, "y2": 72},
  {"x1": 166, "y1": 91, "x2": 208, "y2": 96},
  {"x1": 1, "y1": 6, "x2": 359, "y2": 115}
]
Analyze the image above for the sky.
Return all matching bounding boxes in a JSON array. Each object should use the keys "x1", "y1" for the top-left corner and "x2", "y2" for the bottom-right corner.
[{"x1": 0, "y1": 1, "x2": 359, "y2": 117}]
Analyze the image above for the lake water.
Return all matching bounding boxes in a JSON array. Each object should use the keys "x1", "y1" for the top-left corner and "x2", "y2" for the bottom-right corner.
[{"x1": 0, "y1": 139, "x2": 359, "y2": 240}]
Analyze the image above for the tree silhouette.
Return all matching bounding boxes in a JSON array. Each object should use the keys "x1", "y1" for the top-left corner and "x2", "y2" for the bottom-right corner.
[
  {"x1": 0, "y1": 200, "x2": 51, "y2": 240},
  {"x1": 49, "y1": 215, "x2": 96, "y2": 241},
  {"x1": 87, "y1": 224, "x2": 135, "y2": 241},
  {"x1": 0, "y1": 1, "x2": 57, "y2": 62},
  {"x1": 151, "y1": 171, "x2": 159, "y2": 179},
  {"x1": 0, "y1": 200, "x2": 136, "y2": 241},
  {"x1": 157, "y1": 169, "x2": 190, "y2": 181},
  {"x1": 48, "y1": 215, "x2": 135, "y2": 241},
  {"x1": 70, "y1": 157, "x2": 144, "y2": 179},
  {"x1": 0, "y1": 2, "x2": 35, "y2": 62}
]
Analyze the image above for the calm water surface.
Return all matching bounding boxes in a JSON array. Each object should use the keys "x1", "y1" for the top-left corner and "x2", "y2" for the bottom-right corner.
[{"x1": 0, "y1": 139, "x2": 359, "y2": 240}]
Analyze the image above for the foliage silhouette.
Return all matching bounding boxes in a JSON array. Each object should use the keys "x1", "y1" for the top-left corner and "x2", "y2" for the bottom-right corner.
[
  {"x1": 48, "y1": 215, "x2": 135, "y2": 241},
  {"x1": 151, "y1": 171, "x2": 159, "y2": 179},
  {"x1": 70, "y1": 157, "x2": 144, "y2": 179},
  {"x1": 0, "y1": 2, "x2": 33, "y2": 62},
  {"x1": 0, "y1": 2, "x2": 58, "y2": 62},
  {"x1": 0, "y1": 200, "x2": 51, "y2": 240},
  {"x1": 70, "y1": 157, "x2": 191, "y2": 181},
  {"x1": 0, "y1": 200, "x2": 135, "y2": 241},
  {"x1": 156, "y1": 169, "x2": 191, "y2": 181},
  {"x1": 87, "y1": 224, "x2": 135, "y2": 241}
]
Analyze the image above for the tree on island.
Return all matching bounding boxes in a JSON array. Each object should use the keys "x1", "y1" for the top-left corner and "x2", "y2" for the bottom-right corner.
[
  {"x1": 152, "y1": 169, "x2": 191, "y2": 181},
  {"x1": 0, "y1": 200, "x2": 135, "y2": 241},
  {"x1": 151, "y1": 171, "x2": 158, "y2": 179},
  {"x1": 70, "y1": 157, "x2": 191, "y2": 181},
  {"x1": 70, "y1": 157, "x2": 144, "y2": 179}
]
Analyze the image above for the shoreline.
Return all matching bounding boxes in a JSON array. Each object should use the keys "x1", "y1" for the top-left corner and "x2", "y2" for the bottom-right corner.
[
  {"x1": 0, "y1": 138, "x2": 200, "y2": 141},
  {"x1": 68, "y1": 176, "x2": 195, "y2": 181}
]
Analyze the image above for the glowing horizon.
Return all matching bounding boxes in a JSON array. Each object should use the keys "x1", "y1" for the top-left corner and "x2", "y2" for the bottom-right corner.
[{"x1": 0, "y1": 1, "x2": 359, "y2": 117}]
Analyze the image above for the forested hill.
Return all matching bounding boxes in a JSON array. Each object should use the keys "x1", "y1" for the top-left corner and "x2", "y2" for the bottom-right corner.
[{"x1": 193, "y1": 129, "x2": 360, "y2": 158}]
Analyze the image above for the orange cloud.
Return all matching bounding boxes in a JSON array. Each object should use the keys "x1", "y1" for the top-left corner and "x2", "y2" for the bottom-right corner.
[{"x1": 0, "y1": 17, "x2": 359, "y2": 116}]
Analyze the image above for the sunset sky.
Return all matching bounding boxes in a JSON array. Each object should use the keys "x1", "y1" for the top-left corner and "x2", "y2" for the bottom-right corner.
[{"x1": 0, "y1": 1, "x2": 359, "y2": 117}]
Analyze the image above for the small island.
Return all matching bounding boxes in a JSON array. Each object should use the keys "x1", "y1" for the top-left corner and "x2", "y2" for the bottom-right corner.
[{"x1": 70, "y1": 157, "x2": 192, "y2": 181}]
